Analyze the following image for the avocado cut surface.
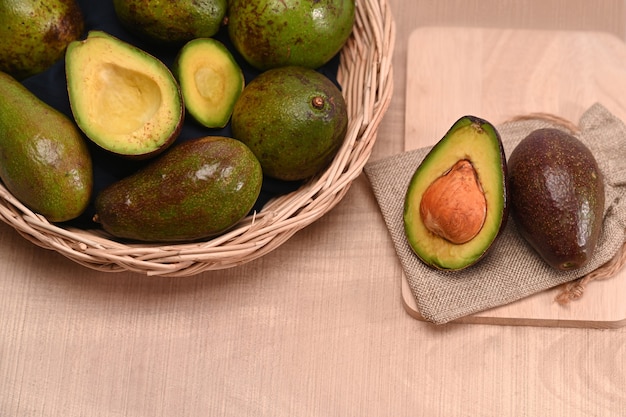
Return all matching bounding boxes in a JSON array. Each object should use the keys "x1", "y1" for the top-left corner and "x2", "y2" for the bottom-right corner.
[
  {"x1": 65, "y1": 31, "x2": 184, "y2": 159},
  {"x1": 508, "y1": 128, "x2": 605, "y2": 271},
  {"x1": 403, "y1": 116, "x2": 508, "y2": 271},
  {"x1": 173, "y1": 38, "x2": 244, "y2": 129}
]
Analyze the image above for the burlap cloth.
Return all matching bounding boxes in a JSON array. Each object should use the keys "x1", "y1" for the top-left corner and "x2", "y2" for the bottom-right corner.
[{"x1": 364, "y1": 103, "x2": 626, "y2": 324}]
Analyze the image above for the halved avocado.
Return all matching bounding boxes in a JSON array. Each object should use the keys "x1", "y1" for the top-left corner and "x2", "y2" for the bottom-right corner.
[
  {"x1": 65, "y1": 31, "x2": 184, "y2": 159},
  {"x1": 173, "y1": 38, "x2": 244, "y2": 129},
  {"x1": 403, "y1": 116, "x2": 508, "y2": 270}
]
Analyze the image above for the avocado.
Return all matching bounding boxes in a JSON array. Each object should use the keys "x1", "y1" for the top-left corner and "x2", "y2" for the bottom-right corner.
[
  {"x1": 231, "y1": 66, "x2": 348, "y2": 181},
  {"x1": 0, "y1": 71, "x2": 92, "y2": 222},
  {"x1": 65, "y1": 31, "x2": 184, "y2": 159},
  {"x1": 403, "y1": 116, "x2": 508, "y2": 271},
  {"x1": 0, "y1": 0, "x2": 84, "y2": 80},
  {"x1": 113, "y1": 0, "x2": 227, "y2": 44},
  {"x1": 227, "y1": 0, "x2": 355, "y2": 70},
  {"x1": 173, "y1": 38, "x2": 244, "y2": 129},
  {"x1": 508, "y1": 128, "x2": 605, "y2": 271},
  {"x1": 94, "y1": 136, "x2": 263, "y2": 242}
]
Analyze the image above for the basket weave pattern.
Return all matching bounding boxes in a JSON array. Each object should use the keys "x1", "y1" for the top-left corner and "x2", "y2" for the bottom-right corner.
[{"x1": 0, "y1": 0, "x2": 396, "y2": 276}]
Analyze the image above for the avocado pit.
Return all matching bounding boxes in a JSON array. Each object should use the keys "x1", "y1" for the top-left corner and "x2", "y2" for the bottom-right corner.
[{"x1": 419, "y1": 159, "x2": 487, "y2": 244}]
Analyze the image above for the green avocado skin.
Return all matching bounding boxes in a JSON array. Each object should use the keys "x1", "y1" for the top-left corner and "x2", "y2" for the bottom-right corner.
[
  {"x1": 113, "y1": 0, "x2": 227, "y2": 44},
  {"x1": 0, "y1": 71, "x2": 93, "y2": 222},
  {"x1": 508, "y1": 128, "x2": 605, "y2": 271},
  {"x1": 228, "y1": 0, "x2": 355, "y2": 70},
  {"x1": 231, "y1": 66, "x2": 348, "y2": 181},
  {"x1": 94, "y1": 136, "x2": 263, "y2": 242},
  {"x1": 0, "y1": 0, "x2": 84, "y2": 79}
]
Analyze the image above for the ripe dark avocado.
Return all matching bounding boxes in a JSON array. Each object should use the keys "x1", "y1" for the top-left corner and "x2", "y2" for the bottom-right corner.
[
  {"x1": 93, "y1": 136, "x2": 263, "y2": 243},
  {"x1": 508, "y1": 128, "x2": 605, "y2": 271},
  {"x1": 403, "y1": 116, "x2": 508, "y2": 271}
]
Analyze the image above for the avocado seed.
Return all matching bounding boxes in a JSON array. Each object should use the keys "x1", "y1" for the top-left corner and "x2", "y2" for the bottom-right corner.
[{"x1": 419, "y1": 159, "x2": 487, "y2": 244}]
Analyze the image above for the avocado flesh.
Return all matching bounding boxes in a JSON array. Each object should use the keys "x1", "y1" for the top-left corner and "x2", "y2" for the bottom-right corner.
[
  {"x1": 65, "y1": 31, "x2": 184, "y2": 159},
  {"x1": 113, "y1": 0, "x2": 227, "y2": 44},
  {"x1": 0, "y1": 71, "x2": 92, "y2": 222},
  {"x1": 0, "y1": 0, "x2": 84, "y2": 79},
  {"x1": 173, "y1": 38, "x2": 244, "y2": 129},
  {"x1": 508, "y1": 128, "x2": 605, "y2": 271},
  {"x1": 404, "y1": 116, "x2": 508, "y2": 271},
  {"x1": 94, "y1": 136, "x2": 263, "y2": 242}
]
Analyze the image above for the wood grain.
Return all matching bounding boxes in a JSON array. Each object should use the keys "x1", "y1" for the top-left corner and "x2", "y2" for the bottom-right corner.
[
  {"x1": 403, "y1": 27, "x2": 626, "y2": 327},
  {"x1": 3, "y1": 2, "x2": 626, "y2": 417}
]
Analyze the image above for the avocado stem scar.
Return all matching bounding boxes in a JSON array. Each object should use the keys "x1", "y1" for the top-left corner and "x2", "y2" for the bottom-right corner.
[{"x1": 312, "y1": 95, "x2": 325, "y2": 109}]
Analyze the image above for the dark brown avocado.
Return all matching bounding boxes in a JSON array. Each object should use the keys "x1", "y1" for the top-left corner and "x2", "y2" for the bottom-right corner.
[{"x1": 508, "y1": 128, "x2": 605, "y2": 271}]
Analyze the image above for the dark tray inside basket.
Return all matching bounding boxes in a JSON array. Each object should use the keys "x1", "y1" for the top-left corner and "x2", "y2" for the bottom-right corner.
[{"x1": 21, "y1": 0, "x2": 341, "y2": 230}]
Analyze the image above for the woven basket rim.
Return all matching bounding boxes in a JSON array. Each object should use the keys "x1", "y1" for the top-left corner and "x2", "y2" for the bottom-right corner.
[{"x1": 0, "y1": 0, "x2": 396, "y2": 276}]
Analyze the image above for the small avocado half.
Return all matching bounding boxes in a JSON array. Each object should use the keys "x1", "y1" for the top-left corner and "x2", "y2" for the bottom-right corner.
[
  {"x1": 173, "y1": 38, "x2": 244, "y2": 129},
  {"x1": 403, "y1": 116, "x2": 509, "y2": 271}
]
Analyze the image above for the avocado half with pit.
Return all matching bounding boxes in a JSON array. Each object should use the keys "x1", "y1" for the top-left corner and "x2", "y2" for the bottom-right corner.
[
  {"x1": 65, "y1": 31, "x2": 184, "y2": 159},
  {"x1": 403, "y1": 116, "x2": 509, "y2": 271}
]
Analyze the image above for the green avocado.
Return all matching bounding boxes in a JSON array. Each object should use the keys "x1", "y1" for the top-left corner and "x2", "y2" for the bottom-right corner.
[
  {"x1": 113, "y1": 0, "x2": 227, "y2": 44},
  {"x1": 227, "y1": 0, "x2": 355, "y2": 70},
  {"x1": 0, "y1": 0, "x2": 84, "y2": 79},
  {"x1": 0, "y1": 71, "x2": 92, "y2": 222},
  {"x1": 173, "y1": 38, "x2": 244, "y2": 129},
  {"x1": 508, "y1": 128, "x2": 605, "y2": 271},
  {"x1": 231, "y1": 66, "x2": 348, "y2": 181},
  {"x1": 94, "y1": 136, "x2": 263, "y2": 242},
  {"x1": 403, "y1": 116, "x2": 509, "y2": 271}
]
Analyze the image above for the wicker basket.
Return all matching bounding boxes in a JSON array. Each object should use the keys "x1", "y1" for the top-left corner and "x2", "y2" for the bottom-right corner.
[{"x1": 0, "y1": 0, "x2": 396, "y2": 276}]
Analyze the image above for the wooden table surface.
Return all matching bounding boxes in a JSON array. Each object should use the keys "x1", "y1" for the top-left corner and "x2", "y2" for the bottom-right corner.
[{"x1": 3, "y1": 1, "x2": 626, "y2": 416}]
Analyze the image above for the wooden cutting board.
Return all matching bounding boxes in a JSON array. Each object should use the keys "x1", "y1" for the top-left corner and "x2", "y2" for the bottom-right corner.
[{"x1": 403, "y1": 27, "x2": 626, "y2": 328}]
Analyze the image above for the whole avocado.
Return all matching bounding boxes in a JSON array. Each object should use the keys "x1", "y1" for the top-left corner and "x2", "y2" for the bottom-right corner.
[
  {"x1": 231, "y1": 66, "x2": 348, "y2": 181},
  {"x1": 0, "y1": 71, "x2": 93, "y2": 222},
  {"x1": 94, "y1": 136, "x2": 263, "y2": 242},
  {"x1": 508, "y1": 128, "x2": 605, "y2": 271},
  {"x1": 113, "y1": 0, "x2": 227, "y2": 44},
  {"x1": 0, "y1": 0, "x2": 84, "y2": 80},
  {"x1": 227, "y1": 0, "x2": 355, "y2": 70}
]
